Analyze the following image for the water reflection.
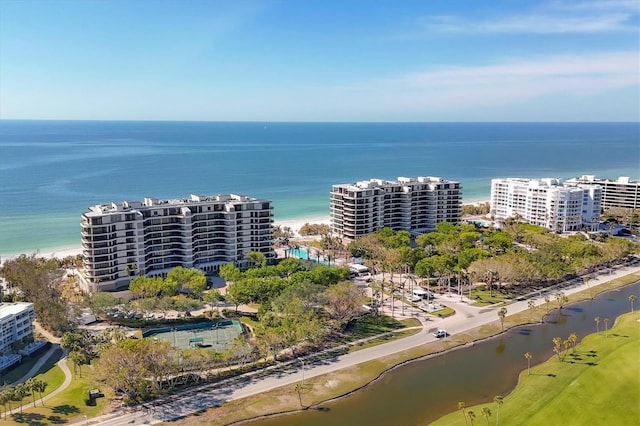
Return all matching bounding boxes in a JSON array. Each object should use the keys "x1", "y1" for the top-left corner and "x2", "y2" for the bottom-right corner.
[{"x1": 248, "y1": 282, "x2": 639, "y2": 426}]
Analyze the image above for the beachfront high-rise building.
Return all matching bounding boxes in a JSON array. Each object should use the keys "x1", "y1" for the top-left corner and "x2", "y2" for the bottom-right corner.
[
  {"x1": 0, "y1": 302, "x2": 35, "y2": 354},
  {"x1": 80, "y1": 194, "x2": 274, "y2": 291},
  {"x1": 330, "y1": 176, "x2": 462, "y2": 240},
  {"x1": 566, "y1": 175, "x2": 639, "y2": 210},
  {"x1": 490, "y1": 178, "x2": 601, "y2": 233}
]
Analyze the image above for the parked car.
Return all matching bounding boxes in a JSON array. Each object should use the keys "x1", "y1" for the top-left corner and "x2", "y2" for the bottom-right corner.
[{"x1": 433, "y1": 329, "x2": 448, "y2": 338}]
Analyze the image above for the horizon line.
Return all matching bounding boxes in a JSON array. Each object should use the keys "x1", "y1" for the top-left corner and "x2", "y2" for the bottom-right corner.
[{"x1": 1, "y1": 119, "x2": 638, "y2": 124}]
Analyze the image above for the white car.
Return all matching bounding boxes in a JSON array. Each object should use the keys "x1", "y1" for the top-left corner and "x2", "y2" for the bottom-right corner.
[{"x1": 433, "y1": 329, "x2": 448, "y2": 338}]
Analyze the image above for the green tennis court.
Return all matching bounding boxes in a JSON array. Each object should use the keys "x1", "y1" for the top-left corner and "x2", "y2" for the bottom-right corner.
[{"x1": 144, "y1": 320, "x2": 243, "y2": 351}]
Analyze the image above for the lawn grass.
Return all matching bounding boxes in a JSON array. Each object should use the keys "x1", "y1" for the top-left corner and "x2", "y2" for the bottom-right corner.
[
  {"x1": 431, "y1": 311, "x2": 640, "y2": 426},
  {"x1": 4, "y1": 361, "x2": 111, "y2": 425},
  {"x1": 469, "y1": 287, "x2": 512, "y2": 306}
]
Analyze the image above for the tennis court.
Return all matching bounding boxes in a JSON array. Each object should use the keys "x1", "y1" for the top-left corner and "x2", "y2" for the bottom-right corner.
[{"x1": 143, "y1": 320, "x2": 243, "y2": 351}]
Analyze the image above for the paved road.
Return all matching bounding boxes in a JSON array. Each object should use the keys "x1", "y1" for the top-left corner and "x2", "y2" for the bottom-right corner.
[{"x1": 77, "y1": 261, "x2": 640, "y2": 426}]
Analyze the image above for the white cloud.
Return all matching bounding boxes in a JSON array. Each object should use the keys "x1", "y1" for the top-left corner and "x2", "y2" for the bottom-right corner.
[
  {"x1": 410, "y1": 0, "x2": 639, "y2": 35},
  {"x1": 418, "y1": 12, "x2": 636, "y2": 34},
  {"x1": 312, "y1": 51, "x2": 639, "y2": 118}
]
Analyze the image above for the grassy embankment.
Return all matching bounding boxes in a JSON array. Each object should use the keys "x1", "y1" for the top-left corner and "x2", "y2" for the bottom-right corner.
[
  {"x1": 432, "y1": 310, "x2": 640, "y2": 426},
  {"x1": 3, "y1": 360, "x2": 110, "y2": 425},
  {"x1": 172, "y1": 271, "x2": 640, "y2": 426}
]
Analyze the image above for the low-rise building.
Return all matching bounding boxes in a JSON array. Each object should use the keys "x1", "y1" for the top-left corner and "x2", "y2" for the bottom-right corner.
[
  {"x1": 490, "y1": 178, "x2": 601, "y2": 232},
  {"x1": 330, "y1": 176, "x2": 462, "y2": 239},
  {"x1": 80, "y1": 193, "x2": 274, "y2": 291},
  {"x1": 0, "y1": 302, "x2": 35, "y2": 354}
]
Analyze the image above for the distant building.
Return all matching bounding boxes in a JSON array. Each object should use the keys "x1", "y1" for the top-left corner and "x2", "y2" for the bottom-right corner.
[
  {"x1": 330, "y1": 176, "x2": 462, "y2": 240},
  {"x1": 490, "y1": 178, "x2": 601, "y2": 233},
  {"x1": 0, "y1": 302, "x2": 35, "y2": 354},
  {"x1": 80, "y1": 194, "x2": 274, "y2": 291},
  {"x1": 566, "y1": 175, "x2": 639, "y2": 210}
]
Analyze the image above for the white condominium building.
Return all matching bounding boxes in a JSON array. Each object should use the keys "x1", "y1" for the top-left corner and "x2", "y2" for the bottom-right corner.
[
  {"x1": 330, "y1": 176, "x2": 462, "y2": 240},
  {"x1": 81, "y1": 194, "x2": 274, "y2": 291},
  {"x1": 0, "y1": 302, "x2": 35, "y2": 354},
  {"x1": 566, "y1": 175, "x2": 639, "y2": 210},
  {"x1": 490, "y1": 178, "x2": 601, "y2": 233}
]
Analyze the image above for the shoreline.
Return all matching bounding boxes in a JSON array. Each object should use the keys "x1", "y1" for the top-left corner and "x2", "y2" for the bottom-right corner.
[{"x1": 0, "y1": 200, "x2": 489, "y2": 265}]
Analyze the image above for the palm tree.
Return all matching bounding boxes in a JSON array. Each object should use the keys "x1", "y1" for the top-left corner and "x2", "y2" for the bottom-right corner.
[
  {"x1": 629, "y1": 295, "x2": 637, "y2": 312},
  {"x1": 595, "y1": 316, "x2": 601, "y2": 334},
  {"x1": 524, "y1": 352, "x2": 532, "y2": 375},
  {"x1": 13, "y1": 383, "x2": 28, "y2": 414},
  {"x1": 0, "y1": 389, "x2": 10, "y2": 419},
  {"x1": 481, "y1": 407, "x2": 492, "y2": 426},
  {"x1": 553, "y1": 337, "x2": 562, "y2": 360},
  {"x1": 458, "y1": 401, "x2": 469, "y2": 426},
  {"x1": 468, "y1": 410, "x2": 476, "y2": 426},
  {"x1": 32, "y1": 379, "x2": 47, "y2": 406},
  {"x1": 568, "y1": 333, "x2": 577, "y2": 353},
  {"x1": 527, "y1": 300, "x2": 535, "y2": 321},
  {"x1": 494, "y1": 395, "x2": 504, "y2": 426},
  {"x1": 498, "y1": 307, "x2": 507, "y2": 332},
  {"x1": 604, "y1": 318, "x2": 610, "y2": 337},
  {"x1": 25, "y1": 378, "x2": 37, "y2": 406},
  {"x1": 544, "y1": 294, "x2": 550, "y2": 310}
]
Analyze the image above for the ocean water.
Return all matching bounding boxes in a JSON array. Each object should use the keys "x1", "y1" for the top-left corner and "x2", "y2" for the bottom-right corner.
[{"x1": 0, "y1": 121, "x2": 638, "y2": 256}]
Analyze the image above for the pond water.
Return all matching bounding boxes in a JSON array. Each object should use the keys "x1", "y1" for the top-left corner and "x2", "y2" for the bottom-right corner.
[{"x1": 247, "y1": 282, "x2": 639, "y2": 426}]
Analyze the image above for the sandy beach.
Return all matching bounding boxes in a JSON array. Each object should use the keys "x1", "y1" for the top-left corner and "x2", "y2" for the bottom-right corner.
[
  {"x1": 0, "y1": 216, "x2": 333, "y2": 266},
  {"x1": 0, "y1": 199, "x2": 488, "y2": 266}
]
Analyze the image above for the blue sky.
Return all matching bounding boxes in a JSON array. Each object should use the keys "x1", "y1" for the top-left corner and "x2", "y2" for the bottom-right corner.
[{"x1": 1, "y1": 0, "x2": 638, "y2": 121}]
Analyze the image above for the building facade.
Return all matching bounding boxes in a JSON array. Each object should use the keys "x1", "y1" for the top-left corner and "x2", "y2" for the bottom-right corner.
[
  {"x1": 566, "y1": 175, "x2": 639, "y2": 210},
  {"x1": 80, "y1": 194, "x2": 274, "y2": 291},
  {"x1": 490, "y1": 178, "x2": 602, "y2": 232},
  {"x1": 330, "y1": 176, "x2": 462, "y2": 239},
  {"x1": 0, "y1": 302, "x2": 35, "y2": 354}
]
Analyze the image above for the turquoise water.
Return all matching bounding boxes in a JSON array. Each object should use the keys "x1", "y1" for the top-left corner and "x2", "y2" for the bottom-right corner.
[
  {"x1": 1, "y1": 121, "x2": 638, "y2": 256},
  {"x1": 285, "y1": 247, "x2": 331, "y2": 265},
  {"x1": 286, "y1": 247, "x2": 311, "y2": 260}
]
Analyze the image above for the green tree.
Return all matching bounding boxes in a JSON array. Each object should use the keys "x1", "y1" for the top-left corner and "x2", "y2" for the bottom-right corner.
[
  {"x1": 568, "y1": 332, "x2": 578, "y2": 353},
  {"x1": 219, "y1": 263, "x2": 242, "y2": 283},
  {"x1": 13, "y1": 383, "x2": 28, "y2": 414},
  {"x1": 458, "y1": 401, "x2": 469, "y2": 426},
  {"x1": 494, "y1": 395, "x2": 503, "y2": 426},
  {"x1": 246, "y1": 251, "x2": 267, "y2": 268},
  {"x1": 527, "y1": 300, "x2": 536, "y2": 321},
  {"x1": 481, "y1": 407, "x2": 492, "y2": 426},
  {"x1": 31, "y1": 379, "x2": 47, "y2": 406},
  {"x1": 595, "y1": 316, "x2": 601, "y2": 334},
  {"x1": 226, "y1": 280, "x2": 252, "y2": 312},
  {"x1": 498, "y1": 307, "x2": 507, "y2": 332},
  {"x1": 25, "y1": 378, "x2": 37, "y2": 406},
  {"x1": 524, "y1": 352, "x2": 532, "y2": 375},
  {"x1": 604, "y1": 318, "x2": 610, "y2": 337},
  {"x1": 324, "y1": 282, "x2": 366, "y2": 331},
  {"x1": 555, "y1": 292, "x2": 568, "y2": 310},
  {"x1": 629, "y1": 295, "x2": 637, "y2": 312},
  {"x1": 468, "y1": 410, "x2": 476, "y2": 426},
  {"x1": 0, "y1": 389, "x2": 11, "y2": 419},
  {"x1": 553, "y1": 337, "x2": 562, "y2": 360},
  {"x1": 166, "y1": 267, "x2": 206, "y2": 297}
]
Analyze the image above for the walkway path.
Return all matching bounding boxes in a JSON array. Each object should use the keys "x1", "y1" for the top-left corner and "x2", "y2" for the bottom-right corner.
[
  {"x1": 74, "y1": 259, "x2": 640, "y2": 426},
  {"x1": 5, "y1": 321, "x2": 73, "y2": 416}
]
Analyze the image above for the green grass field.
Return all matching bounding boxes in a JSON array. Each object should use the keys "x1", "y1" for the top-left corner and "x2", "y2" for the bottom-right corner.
[
  {"x1": 4, "y1": 361, "x2": 109, "y2": 425},
  {"x1": 432, "y1": 311, "x2": 640, "y2": 426}
]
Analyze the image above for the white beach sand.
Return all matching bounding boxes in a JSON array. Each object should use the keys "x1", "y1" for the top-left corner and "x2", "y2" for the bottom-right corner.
[
  {"x1": 0, "y1": 216, "x2": 332, "y2": 266},
  {"x1": 0, "y1": 200, "x2": 487, "y2": 266}
]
